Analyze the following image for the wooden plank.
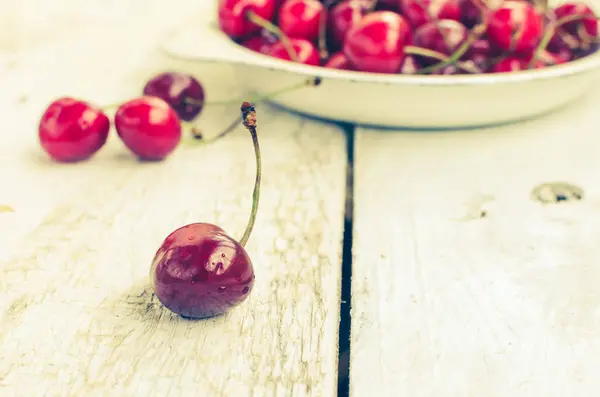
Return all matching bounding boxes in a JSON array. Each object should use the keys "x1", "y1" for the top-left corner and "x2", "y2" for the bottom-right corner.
[
  {"x1": 351, "y1": 89, "x2": 600, "y2": 397},
  {"x1": 0, "y1": 13, "x2": 347, "y2": 397}
]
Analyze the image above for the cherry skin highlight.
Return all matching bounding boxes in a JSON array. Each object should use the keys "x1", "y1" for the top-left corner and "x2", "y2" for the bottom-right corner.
[
  {"x1": 151, "y1": 223, "x2": 255, "y2": 319},
  {"x1": 343, "y1": 11, "x2": 413, "y2": 73},
  {"x1": 486, "y1": 1, "x2": 544, "y2": 56},
  {"x1": 114, "y1": 96, "x2": 181, "y2": 161},
  {"x1": 278, "y1": 0, "x2": 325, "y2": 42},
  {"x1": 38, "y1": 97, "x2": 110, "y2": 162},
  {"x1": 218, "y1": 0, "x2": 277, "y2": 38},
  {"x1": 399, "y1": 55, "x2": 420, "y2": 73},
  {"x1": 143, "y1": 72, "x2": 205, "y2": 122},
  {"x1": 269, "y1": 38, "x2": 321, "y2": 64}
]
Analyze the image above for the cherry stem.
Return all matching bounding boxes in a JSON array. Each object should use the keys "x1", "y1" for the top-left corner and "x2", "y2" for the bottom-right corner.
[
  {"x1": 246, "y1": 11, "x2": 298, "y2": 62},
  {"x1": 404, "y1": 46, "x2": 480, "y2": 74},
  {"x1": 529, "y1": 13, "x2": 595, "y2": 68},
  {"x1": 185, "y1": 78, "x2": 317, "y2": 108},
  {"x1": 239, "y1": 102, "x2": 261, "y2": 247},
  {"x1": 367, "y1": 0, "x2": 378, "y2": 12},
  {"x1": 318, "y1": 2, "x2": 334, "y2": 62},
  {"x1": 416, "y1": 24, "x2": 486, "y2": 74},
  {"x1": 185, "y1": 77, "x2": 319, "y2": 143}
]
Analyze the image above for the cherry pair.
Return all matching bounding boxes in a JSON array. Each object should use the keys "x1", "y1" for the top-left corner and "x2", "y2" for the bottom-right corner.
[{"x1": 38, "y1": 72, "x2": 205, "y2": 163}]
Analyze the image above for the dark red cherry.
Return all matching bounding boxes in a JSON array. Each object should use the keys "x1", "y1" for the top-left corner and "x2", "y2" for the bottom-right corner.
[
  {"x1": 343, "y1": 11, "x2": 413, "y2": 73},
  {"x1": 328, "y1": 0, "x2": 371, "y2": 51},
  {"x1": 269, "y1": 38, "x2": 321, "y2": 65},
  {"x1": 38, "y1": 97, "x2": 109, "y2": 162},
  {"x1": 143, "y1": 72, "x2": 205, "y2": 122},
  {"x1": 324, "y1": 51, "x2": 355, "y2": 69},
  {"x1": 242, "y1": 35, "x2": 274, "y2": 53},
  {"x1": 490, "y1": 56, "x2": 543, "y2": 73},
  {"x1": 218, "y1": 0, "x2": 277, "y2": 38},
  {"x1": 115, "y1": 96, "x2": 181, "y2": 161},
  {"x1": 399, "y1": 55, "x2": 420, "y2": 73},
  {"x1": 278, "y1": 0, "x2": 325, "y2": 42},
  {"x1": 487, "y1": 1, "x2": 544, "y2": 56},
  {"x1": 151, "y1": 223, "x2": 255, "y2": 319},
  {"x1": 400, "y1": 0, "x2": 462, "y2": 28},
  {"x1": 413, "y1": 19, "x2": 468, "y2": 65}
]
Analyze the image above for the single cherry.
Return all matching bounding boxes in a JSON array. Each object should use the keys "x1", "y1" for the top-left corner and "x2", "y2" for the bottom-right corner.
[
  {"x1": 413, "y1": 19, "x2": 468, "y2": 65},
  {"x1": 486, "y1": 1, "x2": 544, "y2": 56},
  {"x1": 151, "y1": 102, "x2": 260, "y2": 319},
  {"x1": 328, "y1": 0, "x2": 371, "y2": 51},
  {"x1": 344, "y1": 11, "x2": 413, "y2": 73},
  {"x1": 218, "y1": 0, "x2": 277, "y2": 38},
  {"x1": 269, "y1": 38, "x2": 321, "y2": 65},
  {"x1": 278, "y1": 0, "x2": 325, "y2": 42},
  {"x1": 324, "y1": 51, "x2": 356, "y2": 69},
  {"x1": 39, "y1": 97, "x2": 110, "y2": 162},
  {"x1": 400, "y1": 0, "x2": 462, "y2": 29},
  {"x1": 143, "y1": 72, "x2": 205, "y2": 122},
  {"x1": 114, "y1": 96, "x2": 181, "y2": 161}
]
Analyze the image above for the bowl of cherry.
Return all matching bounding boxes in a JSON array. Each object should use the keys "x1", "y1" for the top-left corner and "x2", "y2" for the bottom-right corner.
[{"x1": 162, "y1": 0, "x2": 600, "y2": 128}]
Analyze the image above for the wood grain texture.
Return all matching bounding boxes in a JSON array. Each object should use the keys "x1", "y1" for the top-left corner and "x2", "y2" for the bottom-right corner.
[
  {"x1": 0, "y1": 7, "x2": 346, "y2": 397},
  {"x1": 351, "y1": 88, "x2": 600, "y2": 397}
]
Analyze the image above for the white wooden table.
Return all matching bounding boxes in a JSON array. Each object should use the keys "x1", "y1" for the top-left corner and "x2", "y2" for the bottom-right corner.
[{"x1": 2, "y1": 2, "x2": 600, "y2": 397}]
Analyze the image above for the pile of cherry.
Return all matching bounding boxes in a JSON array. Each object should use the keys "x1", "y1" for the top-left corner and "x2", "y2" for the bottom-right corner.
[{"x1": 219, "y1": 0, "x2": 599, "y2": 74}]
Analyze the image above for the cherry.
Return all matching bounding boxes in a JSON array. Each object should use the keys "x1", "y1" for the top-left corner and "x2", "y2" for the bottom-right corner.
[
  {"x1": 324, "y1": 51, "x2": 356, "y2": 69},
  {"x1": 143, "y1": 72, "x2": 205, "y2": 122},
  {"x1": 218, "y1": 0, "x2": 277, "y2": 38},
  {"x1": 151, "y1": 102, "x2": 260, "y2": 319},
  {"x1": 487, "y1": 1, "x2": 544, "y2": 56},
  {"x1": 38, "y1": 97, "x2": 110, "y2": 162},
  {"x1": 115, "y1": 96, "x2": 181, "y2": 161},
  {"x1": 399, "y1": 55, "x2": 420, "y2": 73},
  {"x1": 343, "y1": 11, "x2": 413, "y2": 73},
  {"x1": 269, "y1": 38, "x2": 321, "y2": 64},
  {"x1": 413, "y1": 20, "x2": 468, "y2": 65},
  {"x1": 490, "y1": 56, "x2": 543, "y2": 72},
  {"x1": 278, "y1": 0, "x2": 326, "y2": 42},
  {"x1": 328, "y1": 0, "x2": 371, "y2": 51},
  {"x1": 400, "y1": 0, "x2": 462, "y2": 29}
]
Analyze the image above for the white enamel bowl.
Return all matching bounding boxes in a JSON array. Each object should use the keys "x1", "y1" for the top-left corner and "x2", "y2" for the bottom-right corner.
[{"x1": 161, "y1": 2, "x2": 600, "y2": 129}]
